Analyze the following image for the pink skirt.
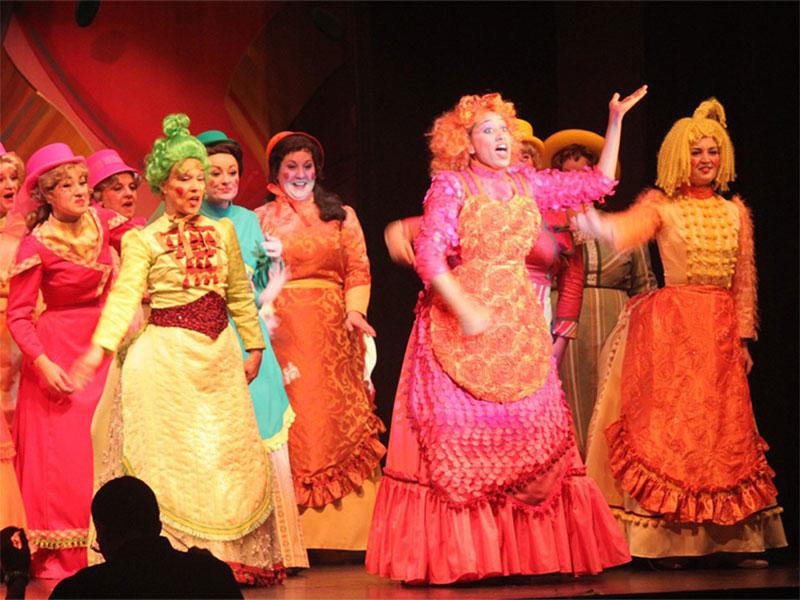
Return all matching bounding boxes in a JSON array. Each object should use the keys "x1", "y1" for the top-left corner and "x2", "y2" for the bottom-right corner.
[{"x1": 365, "y1": 301, "x2": 630, "y2": 584}]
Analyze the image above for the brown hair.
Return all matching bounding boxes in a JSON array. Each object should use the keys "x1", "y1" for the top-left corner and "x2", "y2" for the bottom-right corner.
[
  {"x1": 551, "y1": 144, "x2": 597, "y2": 171},
  {"x1": 28, "y1": 163, "x2": 89, "y2": 229},
  {"x1": 266, "y1": 134, "x2": 345, "y2": 222},
  {"x1": 91, "y1": 171, "x2": 142, "y2": 202}
]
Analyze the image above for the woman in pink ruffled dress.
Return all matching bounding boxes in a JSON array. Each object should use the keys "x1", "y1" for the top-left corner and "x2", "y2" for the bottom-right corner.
[{"x1": 366, "y1": 87, "x2": 646, "y2": 584}]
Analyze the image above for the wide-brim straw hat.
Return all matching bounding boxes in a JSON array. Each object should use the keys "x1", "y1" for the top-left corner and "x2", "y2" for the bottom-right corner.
[
  {"x1": 515, "y1": 119, "x2": 545, "y2": 160},
  {"x1": 542, "y1": 129, "x2": 621, "y2": 178}
]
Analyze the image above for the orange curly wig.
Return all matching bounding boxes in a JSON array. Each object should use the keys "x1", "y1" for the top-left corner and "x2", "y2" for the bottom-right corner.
[{"x1": 428, "y1": 93, "x2": 521, "y2": 175}]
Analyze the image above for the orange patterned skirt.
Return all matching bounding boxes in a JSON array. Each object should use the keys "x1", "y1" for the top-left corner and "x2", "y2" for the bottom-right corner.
[
  {"x1": 606, "y1": 285, "x2": 779, "y2": 525},
  {"x1": 271, "y1": 283, "x2": 385, "y2": 509}
]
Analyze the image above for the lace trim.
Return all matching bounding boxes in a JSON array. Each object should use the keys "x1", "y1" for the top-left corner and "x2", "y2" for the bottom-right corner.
[
  {"x1": 606, "y1": 420, "x2": 779, "y2": 525},
  {"x1": 295, "y1": 416, "x2": 386, "y2": 508},
  {"x1": 262, "y1": 404, "x2": 296, "y2": 453},
  {"x1": 9, "y1": 254, "x2": 42, "y2": 278},
  {"x1": 610, "y1": 505, "x2": 784, "y2": 528},
  {"x1": 28, "y1": 528, "x2": 88, "y2": 549}
]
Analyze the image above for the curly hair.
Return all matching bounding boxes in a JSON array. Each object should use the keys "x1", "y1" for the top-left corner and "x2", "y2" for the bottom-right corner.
[
  {"x1": 656, "y1": 98, "x2": 735, "y2": 197},
  {"x1": 28, "y1": 163, "x2": 89, "y2": 229},
  {"x1": 266, "y1": 133, "x2": 345, "y2": 222},
  {"x1": 428, "y1": 93, "x2": 521, "y2": 175},
  {"x1": 144, "y1": 113, "x2": 209, "y2": 194},
  {"x1": 91, "y1": 171, "x2": 142, "y2": 202},
  {"x1": 0, "y1": 152, "x2": 26, "y2": 184}
]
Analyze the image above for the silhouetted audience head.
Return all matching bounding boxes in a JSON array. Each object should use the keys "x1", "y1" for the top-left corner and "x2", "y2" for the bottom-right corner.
[{"x1": 92, "y1": 476, "x2": 161, "y2": 559}]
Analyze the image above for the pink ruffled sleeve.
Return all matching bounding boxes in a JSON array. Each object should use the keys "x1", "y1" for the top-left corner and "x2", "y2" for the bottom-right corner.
[
  {"x1": 520, "y1": 166, "x2": 616, "y2": 211},
  {"x1": 414, "y1": 172, "x2": 465, "y2": 285}
]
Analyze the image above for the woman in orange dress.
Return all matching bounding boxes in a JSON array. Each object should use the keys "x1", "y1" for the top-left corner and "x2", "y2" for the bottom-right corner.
[
  {"x1": 255, "y1": 132, "x2": 385, "y2": 551},
  {"x1": 576, "y1": 98, "x2": 787, "y2": 568}
]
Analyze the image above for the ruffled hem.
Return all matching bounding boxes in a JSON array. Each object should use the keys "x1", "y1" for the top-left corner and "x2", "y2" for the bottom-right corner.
[
  {"x1": 606, "y1": 420, "x2": 779, "y2": 526},
  {"x1": 611, "y1": 505, "x2": 784, "y2": 528},
  {"x1": 366, "y1": 471, "x2": 631, "y2": 584},
  {"x1": 262, "y1": 404, "x2": 296, "y2": 453},
  {"x1": 295, "y1": 417, "x2": 387, "y2": 508},
  {"x1": 228, "y1": 561, "x2": 286, "y2": 587}
]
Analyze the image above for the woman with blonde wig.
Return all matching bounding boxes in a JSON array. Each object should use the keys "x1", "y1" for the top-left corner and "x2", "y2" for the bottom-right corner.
[
  {"x1": 576, "y1": 99, "x2": 787, "y2": 568},
  {"x1": 366, "y1": 86, "x2": 646, "y2": 584}
]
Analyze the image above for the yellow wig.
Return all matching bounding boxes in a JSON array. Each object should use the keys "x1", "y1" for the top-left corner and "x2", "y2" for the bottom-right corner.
[{"x1": 656, "y1": 98, "x2": 736, "y2": 197}]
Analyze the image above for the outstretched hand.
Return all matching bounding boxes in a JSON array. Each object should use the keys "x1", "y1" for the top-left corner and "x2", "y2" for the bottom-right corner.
[{"x1": 609, "y1": 85, "x2": 648, "y2": 121}]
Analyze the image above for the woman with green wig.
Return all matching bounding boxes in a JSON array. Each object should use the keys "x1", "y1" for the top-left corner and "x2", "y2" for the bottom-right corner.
[{"x1": 73, "y1": 114, "x2": 284, "y2": 585}]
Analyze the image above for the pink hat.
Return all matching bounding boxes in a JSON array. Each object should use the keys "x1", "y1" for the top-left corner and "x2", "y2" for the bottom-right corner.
[
  {"x1": 16, "y1": 143, "x2": 85, "y2": 216},
  {"x1": 0, "y1": 142, "x2": 6, "y2": 155},
  {"x1": 87, "y1": 149, "x2": 138, "y2": 189}
]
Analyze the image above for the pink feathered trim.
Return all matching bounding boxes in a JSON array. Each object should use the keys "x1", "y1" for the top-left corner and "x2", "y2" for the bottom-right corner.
[
  {"x1": 606, "y1": 419, "x2": 779, "y2": 526},
  {"x1": 366, "y1": 470, "x2": 631, "y2": 584},
  {"x1": 295, "y1": 416, "x2": 386, "y2": 508}
]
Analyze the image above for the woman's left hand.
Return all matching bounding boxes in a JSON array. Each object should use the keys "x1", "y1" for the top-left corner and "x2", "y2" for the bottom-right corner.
[
  {"x1": 243, "y1": 349, "x2": 263, "y2": 384},
  {"x1": 609, "y1": 85, "x2": 648, "y2": 121},
  {"x1": 741, "y1": 342, "x2": 754, "y2": 375},
  {"x1": 345, "y1": 311, "x2": 376, "y2": 337}
]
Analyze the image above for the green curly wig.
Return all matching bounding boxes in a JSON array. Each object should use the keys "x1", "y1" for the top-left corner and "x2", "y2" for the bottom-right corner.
[{"x1": 144, "y1": 113, "x2": 209, "y2": 193}]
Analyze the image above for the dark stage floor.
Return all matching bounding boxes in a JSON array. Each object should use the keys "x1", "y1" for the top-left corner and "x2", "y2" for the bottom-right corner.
[{"x1": 12, "y1": 552, "x2": 797, "y2": 599}]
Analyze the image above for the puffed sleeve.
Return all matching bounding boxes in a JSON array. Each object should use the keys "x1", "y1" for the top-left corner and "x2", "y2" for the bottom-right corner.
[
  {"x1": 730, "y1": 196, "x2": 758, "y2": 340},
  {"x1": 522, "y1": 166, "x2": 617, "y2": 211},
  {"x1": 552, "y1": 242, "x2": 584, "y2": 339},
  {"x1": 220, "y1": 219, "x2": 265, "y2": 351},
  {"x1": 341, "y1": 206, "x2": 372, "y2": 316},
  {"x1": 604, "y1": 188, "x2": 664, "y2": 251},
  {"x1": 92, "y1": 229, "x2": 152, "y2": 352},
  {"x1": 6, "y1": 236, "x2": 44, "y2": 359},
  {"x1": 414, "y1": 172, "x2": 465, "y2": 285},
  {"x1": 629, "y1": 243, "x2": 658, "y2": 296}
]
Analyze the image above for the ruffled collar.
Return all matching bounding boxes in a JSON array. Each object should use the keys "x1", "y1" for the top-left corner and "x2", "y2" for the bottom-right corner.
[
  {"x1": 679, "y1": 184, "x2": 715, "y2": 199},
  {"x1": 267, "y1": 182, "x2": 314, "y2": 226}
]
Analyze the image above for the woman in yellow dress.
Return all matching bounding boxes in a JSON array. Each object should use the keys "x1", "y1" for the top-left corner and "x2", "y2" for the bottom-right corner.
[{"x1": 73, "y1": 114, "x2": 284, "y2": 585}]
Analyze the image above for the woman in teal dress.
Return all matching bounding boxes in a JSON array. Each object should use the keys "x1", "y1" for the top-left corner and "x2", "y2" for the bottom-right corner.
[{"x1": 197, "y1": 129, "x2": 308, "y2": 569}]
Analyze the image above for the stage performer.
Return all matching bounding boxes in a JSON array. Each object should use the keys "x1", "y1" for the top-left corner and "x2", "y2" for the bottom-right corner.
[
  {"x1": 87, "y1": 150, "x2": 146, "y2": 228},
  {"x1": 6, "y1": 143, "x2": 133, "y2": 579},
  {"x1": 0, "y1": 144, "x2": 27, "y2": 425},
  {"x1": 365, "y1": 87, "x2": 646, "y2": 584},
  {"x1": 576, "y1": 98, "x2": 787, "y2": 568},
  {"x1": 383, "y1": 119, "x2": 584, "y2": 364},
  {"x1": 0, "y1": 143, "x2": 27, "y2": 534},
  {"x1": 255, "y1": 132, "x2": 385, "y2": 552},
  {"x1": 72, "y1": 114, "x2": 284, "y2": 585},
  {"x1": 542, "y1": 130, "x2": 657, "y2": 455},
  {"x1": 194, "y1": 128, "x2": 308, "y2": 569}
]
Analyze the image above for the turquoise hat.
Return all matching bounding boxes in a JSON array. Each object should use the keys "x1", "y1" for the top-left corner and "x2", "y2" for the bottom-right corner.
[{"x1": 197, "y1": 130, "x2": 234, "y2": 146}]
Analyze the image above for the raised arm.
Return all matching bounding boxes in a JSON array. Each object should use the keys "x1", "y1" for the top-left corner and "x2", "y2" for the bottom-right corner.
[{"x1": 597, "y1": 85, "x2": 648, "y2": 180}]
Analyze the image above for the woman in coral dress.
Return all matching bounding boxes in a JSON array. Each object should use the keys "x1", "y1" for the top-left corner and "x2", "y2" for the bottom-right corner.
[
  {"x1": 576, "y1": 98, "x2": 787, "y2": 567},
  {"x1": 7, "y1": 143, "x2": 132, "y2": 578},
  {"x1": 73, "y1": 114, "x2": 284, "y2": 585},
  {"x1": 366, "y1": 87, "x2": 646, "y2": 584},
  {"x1": 255, "y1": 131, "x2": 385, "y2": 552}
]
